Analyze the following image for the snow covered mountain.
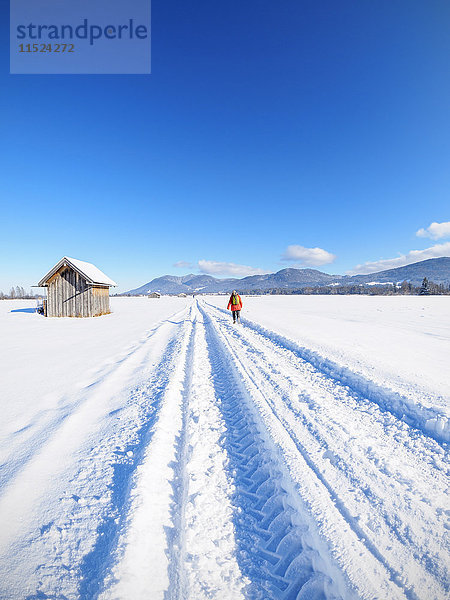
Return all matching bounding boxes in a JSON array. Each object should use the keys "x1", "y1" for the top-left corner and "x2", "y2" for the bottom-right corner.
[
  {"x1": 126, "y1": 268, "x2": 341, "y2": 295},
  {"x1": 238, "y1": 268, "x2": 343, "y2": 290},
  {"x1": 127, "y1": 274, "x2": 237, "y2": 295},
  {"x1": 349, "y1": 257, "x2": 450, "y2": 286},
  {"x1": 125, "y1": 257, "x2": 450, "y2": 294}
]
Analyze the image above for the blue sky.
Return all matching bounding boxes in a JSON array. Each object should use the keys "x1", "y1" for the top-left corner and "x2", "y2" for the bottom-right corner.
[{"x1": 1, "y1": 0, "x2": 449, "y2": 293}]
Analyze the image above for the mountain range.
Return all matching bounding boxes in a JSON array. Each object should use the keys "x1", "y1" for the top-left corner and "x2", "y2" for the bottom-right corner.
[{"x1": 125, "y1": 257, "x2": 450, "y2": 295}]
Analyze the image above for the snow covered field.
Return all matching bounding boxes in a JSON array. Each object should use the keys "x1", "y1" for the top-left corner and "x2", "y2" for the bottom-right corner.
[
  {"x1": 208, "y1": 295, "x2": 450, "y2": 441},
  {"x1": 0, "y1": 296, "x2": 448, "y2": 599}
]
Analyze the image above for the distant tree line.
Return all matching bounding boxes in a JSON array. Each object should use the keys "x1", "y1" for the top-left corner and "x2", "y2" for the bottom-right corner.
[
  {"x1": 114, "y1": 277, "x2": 450, "y2": 298},
  {"x1": 0, "y1": 286, "x2": 40, "y2": 300},
  {"x1": 240, "y1": 278, "x2": 450, "y2": 296}
]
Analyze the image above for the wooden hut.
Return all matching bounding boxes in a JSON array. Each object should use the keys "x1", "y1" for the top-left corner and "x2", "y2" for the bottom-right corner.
[
  {"x1": 37, "y1": 256, "x2": 116, "y2": 317},
  {"x1": 148, "y1": 292, "x2": 161, "y2": 298}
]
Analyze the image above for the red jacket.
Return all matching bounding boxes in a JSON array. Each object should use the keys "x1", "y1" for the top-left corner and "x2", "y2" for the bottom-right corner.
[{"x1": 227, "y1": 293, "x2": 242, "y2": 311}]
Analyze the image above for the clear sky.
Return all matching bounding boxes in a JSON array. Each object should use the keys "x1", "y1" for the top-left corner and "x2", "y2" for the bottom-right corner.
[{"x1": 1, "y1": 0, "x2": 449, "y2": 293}]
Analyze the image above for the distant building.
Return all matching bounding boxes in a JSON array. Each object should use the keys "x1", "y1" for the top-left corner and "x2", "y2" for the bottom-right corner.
[
  {"x1": 178, "y1": 293, "x2": 187, "y2": 298},
  {"x1": 37, "y1": 256, "x2": 116, "y2": 317},
  {"x1": 148, "y1": 292, "x2": 161, "y2": 298}
]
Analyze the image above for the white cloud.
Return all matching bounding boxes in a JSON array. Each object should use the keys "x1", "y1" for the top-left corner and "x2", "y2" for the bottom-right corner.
[
  {"x1": 198, "y1": 260, "x2": 267, "y2": 278},
  {"x1": 173, "y1": 260, "x2": 193, "y2": 269},
  {"x1": 347, "y1": 242, "x2": 450, "y2": 275},
  {"x1": 416, "y1": 221, "x2": 450, "y2": 240},
  {"x1": 281, "y1": 245, "x2": 336, "y2": 266}
]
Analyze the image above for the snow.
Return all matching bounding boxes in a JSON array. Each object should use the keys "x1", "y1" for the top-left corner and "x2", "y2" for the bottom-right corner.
[
  {"x1": 65, "y1": 256, "x2": 117, "y2": 286},
  {"x1": 0, "y1": 296, "x2": 448, "y2": 599},
  {"x1": 364, "y1": 281, "x2": 394, "y2": 286},
  {"x1": 38, "y1": 256, "x2": 117, "y2": 287},
  {"x1": 0, "y1": 297, "x2": 185, "y2": 436},
  {"x1": 208, "y1": 295, "x2": 450, "y2": 439}
]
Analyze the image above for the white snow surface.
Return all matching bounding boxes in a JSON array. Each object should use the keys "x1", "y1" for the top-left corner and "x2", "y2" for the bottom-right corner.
[
  {"x1": 65, "y1": 257, "x2": 117, "y2": 286},
  {"x1": 38, "y1": 256, "x2": 117, "y2": 287},
  {"x1": 0, "y1": 296, "x2": 448, "y2": 600},
  {"x1": 207, "y1": 295, "x2": 450, "y2": 441}
]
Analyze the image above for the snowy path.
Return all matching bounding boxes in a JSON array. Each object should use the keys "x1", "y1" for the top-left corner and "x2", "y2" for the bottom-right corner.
[
  {"x1": 200, "y1": 302, "x2": 449, "y2": 600},
  {"x1": 0, "y1": 300, "x2": 448, "y2": 599}
]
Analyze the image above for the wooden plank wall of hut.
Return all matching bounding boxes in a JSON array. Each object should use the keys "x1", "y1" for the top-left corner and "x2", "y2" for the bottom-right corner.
[
  {"x1": 91, "y1": 286, "x2": 110, "y2": 316},
  {"x1": 47, "y1": 268, "x2": 88, "y2": 317},
  {"x1": 46, "y1": 270, "x2": 64, "y2": 317}
]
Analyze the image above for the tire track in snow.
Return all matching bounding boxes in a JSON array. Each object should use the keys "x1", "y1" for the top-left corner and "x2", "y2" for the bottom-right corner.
[
  {"x1": 98, "y1": 301, "x2": 345, "y2": 600},
  {"x1": 100, "y1": 304, "x2": 246, "y2": 600},
  {"x1": 201, "y1": 301, "x2": 449, "y2": 600},
  {"x1": 0, "y1": 306, "x2": 190, "y2": 493},
  {"x1": 200, "y1": 302, "x2": 345, "y2": 600},
  {"x1": 203, "y1": 302, "x2": 449, "y2": 445},
  {"x1": 97, "y1": 305, "x2": 195, "y2": 600},
  {"x1": 168, "y1": 305, "x2": 246, "y2": 600},
  {"x1": 0, "y1": 306, "x2": 191, "y2": 600}
]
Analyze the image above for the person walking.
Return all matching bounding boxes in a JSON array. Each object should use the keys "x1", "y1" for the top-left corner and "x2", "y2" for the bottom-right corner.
[{"x1": 227, "y1": 290, "x2": 243, "y2": 323}]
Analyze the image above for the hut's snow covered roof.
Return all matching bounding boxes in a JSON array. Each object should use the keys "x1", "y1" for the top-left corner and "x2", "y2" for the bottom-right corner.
[{"x1": 38, "y1": 257, "x2": 117, "y2": 287}]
